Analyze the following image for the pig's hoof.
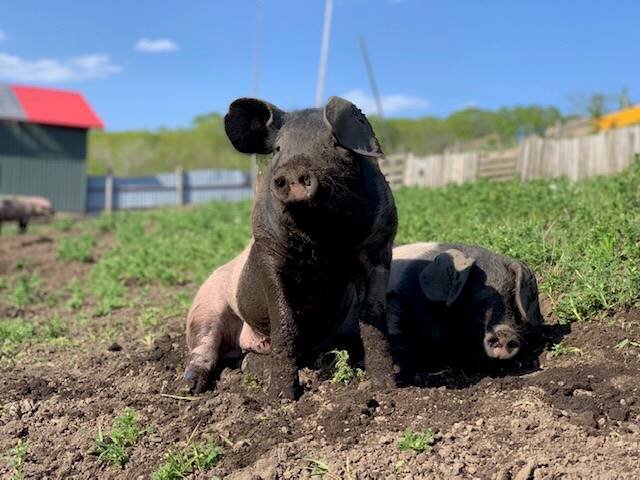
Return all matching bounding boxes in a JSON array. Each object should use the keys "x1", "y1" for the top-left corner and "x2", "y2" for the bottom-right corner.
[
  {"x1": 370, "y1": 372, "x2": 396, "y2": 391},
  {"x1": 183, "y1": 365, "x2": 212, "y2": 394},
  {"x1": 268, "y1": 378, "x2": 300, "y2": 401}
]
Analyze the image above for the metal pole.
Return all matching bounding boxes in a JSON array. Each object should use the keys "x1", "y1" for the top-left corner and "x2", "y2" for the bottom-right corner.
[
  {"x1": 250, "y1": 0, "x2": 263, "y2": 194},
  {"x1": 358, "y1": 35, "x2": 392, "y2": 150},
  {"x1": 315, "y1": 0, "x2": 334, "y2": 107},
  {"x1": 358, "y1": 35, "x2": 384, "y2": 119}
]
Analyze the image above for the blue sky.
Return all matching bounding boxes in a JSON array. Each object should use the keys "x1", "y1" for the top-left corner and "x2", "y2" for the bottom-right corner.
[{"x1": 1, "y1": 0, "x2": 639, "y2": 131}]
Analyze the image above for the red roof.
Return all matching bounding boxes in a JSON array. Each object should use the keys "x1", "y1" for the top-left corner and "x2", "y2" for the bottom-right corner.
[{"x1": 0, "y1": 84, "x2": 103, "y2": 129}]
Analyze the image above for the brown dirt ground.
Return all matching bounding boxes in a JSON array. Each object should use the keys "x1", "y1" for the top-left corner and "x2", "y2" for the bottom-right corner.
[{"x1": 1, "y1": 230, "x2": 640, "y2": 479}]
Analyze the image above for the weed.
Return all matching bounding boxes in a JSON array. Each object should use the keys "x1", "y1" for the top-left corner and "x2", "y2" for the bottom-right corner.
[
  {"x1": 66, "y1": 278, "x2": 87, "y2": 311},
  {"x1": 0, "y1": 319, "x2": 35, "y2": 344},
  {"x1": 54, "y1": 218, "x2": 75, "y2": 232},
  {"x1": 614, "y1": 338, "x2": 640, "y2": 350},
  {"x1": 139, "y1": 307, "x2": 161, "y2": 329},
  {"x1": 6, "y1": 439, "x2": 28, "y2": 480},
  {"x1": 0, "y1": 277, "x2": 6, "y2": 290},
  {"x1": 94, "y1": 408, "x2": 148, "y2": 468},
  {"x1": 304, "y1": 458, "x2": 331, "y2": 477},
  {"x1": 242, "y1": 373, "x2": 261, "y2": 388},
  {"x1": 41, "y1": 317, "x2": 66, "y2": 339},
  {"x1": 550, "y1": 342, "x2": 583, "y2": 357},
  {"x1": 152, "y1": 442, "x2": 223, "y2": 480},
  {"x1": 8, "y1": 274, "x2": 42, "y2": 309},
  {"x1": 329, "y1": 350, "x2": 364, "y2": 384},
  {"x1": 397, "y1": 428, "x2": 436, "y2": 454},
  {"x1": 57, "y1": 234, "x2": 96, "y2": 262}
]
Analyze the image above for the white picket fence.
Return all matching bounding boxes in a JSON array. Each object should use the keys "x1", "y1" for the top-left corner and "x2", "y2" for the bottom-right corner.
[{"x1": 378, "y1": 125, "x2": 640, "y2": 188}]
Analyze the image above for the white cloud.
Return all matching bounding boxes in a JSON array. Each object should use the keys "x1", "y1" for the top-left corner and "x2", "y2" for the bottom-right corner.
[
  {"x1": 0, "y1": 29, "x2": 6, "y2": 42},
  {"x1": 0, "y1": 52, "x2": 121, "y2": 83},
  {"x1": 341, "y1": 89, "x2": 429, "y2": 115},
  {"x1": 134, "y1": 38, "x2": 179, "y2": 53}
]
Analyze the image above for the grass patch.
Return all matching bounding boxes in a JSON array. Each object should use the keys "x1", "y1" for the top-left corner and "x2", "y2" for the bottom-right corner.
[
  {"x1": 395, "y1": 161, "x2": 640, "y2": 323},
  {"x1": 86, "y1": 203, "x2": 251, "y2": 311},
  {"x1": 397, "y1": 428, "x2": 436, "y2": 453},
  {"x1": 7, "y1": 274, "x2": 43, "y2": 309},
  {"x1": 329, "y1": 350, "x2": 365, "y2": 384},
  {"x1": 152, "y1": 441, "x2": 223, "y2": 480},
  {"x1": 57, "y1": 234, "x2": 96, "y2": 262},
  {"x1": 54, "y1": 218, "x2": 75, "y2": 232},
  {"x1": 0, "y1": 319, "x2": 35, "y2": 344},
  {"x1": 65, "y1": 278, "x2": 87, "y2": 311},
  {"x1": 550, "y1": 342, "x2": 583, "y2": 357},
  {"x1": 68, "y1": 161, "x2": 639, "y2": 325},
  {"x1": 614, "y1": 338, "x2": 640, "y2": 350},
  {"x1": 41, "y1": 316, "x2": 66, "y2": 339},
  {"x1": 5, "y1": 439, "x2": 28, "y2": 480},
  {"x1": 242, "y1": 373, "x2": 261, "y2": 388},
  {"x1": 94, "y1": 409, "x2": 148, "y2": 468}
]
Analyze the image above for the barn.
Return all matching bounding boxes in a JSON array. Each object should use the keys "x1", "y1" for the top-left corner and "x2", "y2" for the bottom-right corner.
[{"x1": 0, "y1": 84, "x2": 103, "y2": 212}]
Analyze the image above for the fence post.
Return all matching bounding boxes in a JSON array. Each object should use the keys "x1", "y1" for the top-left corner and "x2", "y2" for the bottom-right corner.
[
  {"x1": 176, "y1": 166, "x2": 184, "y2": 206},
  {"x1": 104, "y1": 170, "x2": 113, "y2": 214}
]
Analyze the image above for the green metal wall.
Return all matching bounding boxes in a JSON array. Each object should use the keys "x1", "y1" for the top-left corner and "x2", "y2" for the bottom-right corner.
[{"x1": 0, "y1": 121, "x2": 87, "y2": 212}]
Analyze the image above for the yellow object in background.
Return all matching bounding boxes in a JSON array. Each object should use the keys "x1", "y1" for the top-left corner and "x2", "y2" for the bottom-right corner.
[{"x1": 597, "y1": 105, "x2": 640, "y2": 130}]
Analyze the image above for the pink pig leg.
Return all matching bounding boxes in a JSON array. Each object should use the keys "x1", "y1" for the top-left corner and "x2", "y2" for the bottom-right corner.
[{"x1": 184, "y1": 269, "x2": 244, "y2": 392}]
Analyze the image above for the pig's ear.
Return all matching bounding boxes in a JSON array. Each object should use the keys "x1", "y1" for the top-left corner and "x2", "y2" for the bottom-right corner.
[
  {"x1": 419, "y1": 249, "x2": 475, "y2": 307},
  {"x1": 224, "y1": 98, "x2": 284, "y2": 154},
  {"x1": 511, "y1": 262, "x2": 543, "y2": 325},
  {"x1": 323, "y1": 96, "x2": 383, "y2": 158}
]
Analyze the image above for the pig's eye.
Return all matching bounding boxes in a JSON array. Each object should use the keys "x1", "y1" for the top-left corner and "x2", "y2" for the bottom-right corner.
[{"x1": 275, "y1": 145, "x2": 281, "y2": 152}]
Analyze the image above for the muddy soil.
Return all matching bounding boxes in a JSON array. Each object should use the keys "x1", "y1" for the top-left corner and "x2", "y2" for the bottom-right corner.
[{"x1": 1, "y1": 231, "x2": 639, "y2": 479}]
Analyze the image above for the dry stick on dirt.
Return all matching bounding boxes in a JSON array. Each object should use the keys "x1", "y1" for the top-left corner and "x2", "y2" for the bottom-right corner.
[{"x1": 159, "y1": 393, "x2": 200, "y2": 401}]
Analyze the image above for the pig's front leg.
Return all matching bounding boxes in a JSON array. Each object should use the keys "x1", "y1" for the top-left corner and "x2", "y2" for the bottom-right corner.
[
  {"x1": 259, "y1": 254, "x2": 300, "y2": 400},
  {"x1": 184, "y1": 304, "x2": 231, "y2": 393},
  {"x1": 357, "y1": 251, "x2": 396, "y2": 390}
]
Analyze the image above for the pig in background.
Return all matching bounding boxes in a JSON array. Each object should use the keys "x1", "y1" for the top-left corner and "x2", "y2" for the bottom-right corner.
[
  {"x1": 0, "y1": 196, "x2": 54, "y2": 234},
  {"x1": 387, "y1": 242, "x2": 543, "y2": 376}
]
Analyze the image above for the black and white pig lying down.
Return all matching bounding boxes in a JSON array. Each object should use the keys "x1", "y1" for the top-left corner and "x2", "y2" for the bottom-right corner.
[{"x1": 387, "y1": 242, "x2": 543, "y2": 371}]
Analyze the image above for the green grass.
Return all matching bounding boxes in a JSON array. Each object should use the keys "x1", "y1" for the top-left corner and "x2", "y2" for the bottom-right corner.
[
  {"x1": 5, "y1": 439, "x2": 28, "y2": 480},
  {"x1": 65, "y1": 278, "x2": 87, "y2": 311},
  {"x1": 614, "y1": 338, "x2": 640, "y2": 350},
  {"x1": 397, "y1": 428, "x2": 436, "y2": 453},
  {"x1": 242, "y1": 373, "x2": 261, "y2": 388},
  {"x1": 7, "y1": 274, "x2": 43, "y2": 309},
  {"x1": 550, "y1": 342, "x2": 583, "y2": 357},
  {"x1": 94, "y1": 409, "x2": 148, "y2": 468},
  {"x1": 152, "y1": 442, "x2": 223, "y2": 480},
  {"x1": 329, "y1": 350, "x2": 365, "y2": 385},
  {"x1": 394, "y1": 160, "x2": 640, "y2": 323},
  {"x1": 84, "y1": 201, "x2": 251, "y2": 314},
  {"x1": 57, "y1": 234, "x2": 96, "y2": 262},
  {"x1": 41, "y1": 316, "x2": 67, "y2": 339},
  {"x1": 66, "y1": 160, "x2": 639, "y2": 325},
  {"x1": 0, "y1": 319, "x2": 36, "y2": 344}
]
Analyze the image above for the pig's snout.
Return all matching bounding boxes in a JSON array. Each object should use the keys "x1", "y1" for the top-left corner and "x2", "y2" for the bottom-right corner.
[
  {"x1": 483, "y1": 325, "x2": 521, "y2": 360},
  {"x1": 272, "y1": 169, "x2": 318, "y2": 203}
]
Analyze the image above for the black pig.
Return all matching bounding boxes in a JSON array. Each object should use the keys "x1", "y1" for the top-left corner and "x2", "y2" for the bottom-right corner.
[
  {"x1": 387, "y1": 243, "x2": 543, "y2": 372},
  {"x1": 184, "y1": 97, "x2": 397, "y2": 399}
]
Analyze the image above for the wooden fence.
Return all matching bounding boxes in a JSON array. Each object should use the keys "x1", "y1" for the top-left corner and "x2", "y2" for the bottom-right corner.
[
  {"x1": 518, "y1": 124, "x2": 640, "y2": 181},
  {"x1": 380, "y1": 149, "x2": 519, "y2": 188},
  {"x1": 378, "y1": 125, "x2": 640, "y2": 188}
]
